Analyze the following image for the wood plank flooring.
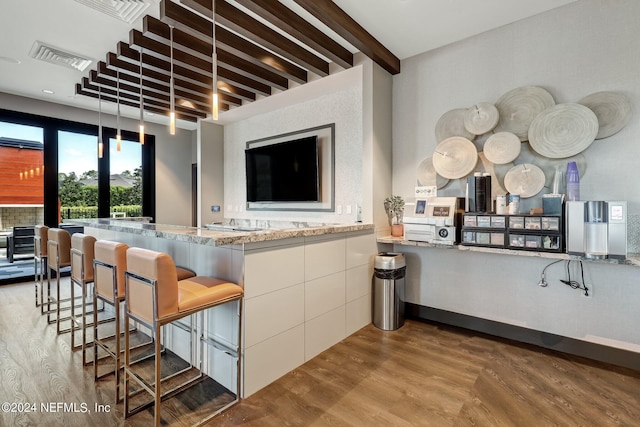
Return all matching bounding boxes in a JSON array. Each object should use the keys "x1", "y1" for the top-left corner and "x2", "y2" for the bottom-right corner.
[{"x1": 2, "y1": 280, "x2": 639, "y2": 426}]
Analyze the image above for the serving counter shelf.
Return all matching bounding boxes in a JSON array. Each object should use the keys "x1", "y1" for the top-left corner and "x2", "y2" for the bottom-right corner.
[{"x1": 378, "y1": 235, "x2": 640, "y2": 266}]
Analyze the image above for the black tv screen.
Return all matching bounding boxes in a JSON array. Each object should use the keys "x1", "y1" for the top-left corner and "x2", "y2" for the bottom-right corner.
[{"x1": 245, "y1": 136, "x2": 320, "y2": 202}]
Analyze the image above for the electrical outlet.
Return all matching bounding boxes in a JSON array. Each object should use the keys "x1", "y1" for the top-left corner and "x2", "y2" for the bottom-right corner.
[
  {"x1": 346, "y1": 204, "x2": 352, "y2": 214},
  {"x1": 336, "y1": 205, "x2": 342, "y2": 215}
]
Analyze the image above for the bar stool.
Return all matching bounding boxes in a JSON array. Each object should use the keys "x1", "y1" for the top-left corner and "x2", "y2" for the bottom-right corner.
[
  {"x1": 46, "y1": 228, "x2": 72, "y2": 332},
  {"x1": 93, "y1": 242, "x2": 196, "y2": 403},
  {"x1": 70, "y1": 233, "x2": 96, "y2": 365},
  {"x1": 123, "y1": 247, "x2": 243, "y2": 426},
  {"x1": 34, "y1": 224, "x2": 49, "y2": 311},
  {"x1": 93, "y1": 240, "x2": 128, "y2": 402}
]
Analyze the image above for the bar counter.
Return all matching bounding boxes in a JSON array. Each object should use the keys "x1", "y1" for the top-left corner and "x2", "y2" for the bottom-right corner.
[{"x1": 68, "y1": 218, "x2": 377, "y2": 397}]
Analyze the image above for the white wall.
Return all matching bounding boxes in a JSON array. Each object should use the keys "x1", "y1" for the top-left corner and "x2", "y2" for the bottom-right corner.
[
  {"x1": 223, "y1": 66, "x2": 364, "y2": 224},
  {"x1": 0, "y1": 92, "x2": 194, "y2": 226},
  {"x1": 391, "y1": 0, "x2": 640, "y2": 353}
]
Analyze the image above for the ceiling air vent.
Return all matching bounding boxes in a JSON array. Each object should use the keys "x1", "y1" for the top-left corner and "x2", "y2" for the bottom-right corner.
[
  {"x1": 29, "y1": 41, "x2": 93, "y2": 72},
  {"x1": 73, "y1": 0, "x2": 155, "y2": 24}
]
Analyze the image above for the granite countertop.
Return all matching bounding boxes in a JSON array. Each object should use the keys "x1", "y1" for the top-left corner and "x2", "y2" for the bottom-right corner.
[
  {"x1": 379, "y1": 235, "x2": 640, "y2": 267},
  {"x1": 68, "y1": 218, "x2": 374, "y2": 247}
]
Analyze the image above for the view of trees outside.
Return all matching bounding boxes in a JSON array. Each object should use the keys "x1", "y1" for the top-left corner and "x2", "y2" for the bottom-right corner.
[{"x1": 58, "y1": 132, "x2": 142, "y2": 219}]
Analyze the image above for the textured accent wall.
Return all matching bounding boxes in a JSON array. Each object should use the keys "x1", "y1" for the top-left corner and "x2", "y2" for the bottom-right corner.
[{"x1": 224, "y1": 74, "x2": 364, "y2": 224}]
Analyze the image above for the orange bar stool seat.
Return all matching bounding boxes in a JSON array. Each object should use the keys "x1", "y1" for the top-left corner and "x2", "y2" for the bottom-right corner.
[
  {"x1": 34, "y1": 224, "x2": 49, "y2": 312},
  {"x1": 123, "y1": 247, "x2": 243, "y2": 427},
  {"x1": 70, "y1": 233, "x2": 97, "y2": 364},
  {"x1": 46, "y1": 228, "x2": 72, "y2": 332}
]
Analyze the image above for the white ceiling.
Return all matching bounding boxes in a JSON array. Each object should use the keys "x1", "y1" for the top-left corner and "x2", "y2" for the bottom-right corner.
[{"x1": 0, "y1": 0, "x2": 576, "y2": 129}]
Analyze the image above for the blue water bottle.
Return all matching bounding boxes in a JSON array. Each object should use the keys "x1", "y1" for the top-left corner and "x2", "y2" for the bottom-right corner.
[{"x1": 566, "y1": 161, "x2": 580, "y2": 201}]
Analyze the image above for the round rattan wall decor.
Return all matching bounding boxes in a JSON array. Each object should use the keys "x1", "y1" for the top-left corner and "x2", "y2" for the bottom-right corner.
[
  {"x1": 528, "y1": 103, "x2": 598, "y2": 159},
  {"x1": 578, "y1": 91, "x2": 631, "y2": 139},
  {"x1": 483, "y1": 132, "x2": 521, "y2": 164},
  {"x1": 494, "y1": 86, "x2": 556, "y2": 141},
  {"x1": 432, "y1": 136, "x2": 478, "y2": 179},
  {"x1": 435, "y1": 108, "x2": 476, "y2": 142},
  {"x1": 464, "y1": 102, "x2": 499, "y2": 135}
]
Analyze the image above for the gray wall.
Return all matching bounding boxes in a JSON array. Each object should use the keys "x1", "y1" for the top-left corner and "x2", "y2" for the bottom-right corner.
[
  {"x1": 198, "y1": 121, "x2": 224, "y2": 226},
  {"x1": 0, "y1": 92, "x2": 194, "y2": 226},
  {"x1": 391, "y1": 0, "x2": 640, "y2": 353}
]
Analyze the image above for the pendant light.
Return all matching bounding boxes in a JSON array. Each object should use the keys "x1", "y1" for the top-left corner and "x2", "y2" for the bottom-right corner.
[
  {"x1": 98, "y1": 84, "x2": 104, "y2": 158},
  {"x1": 169, "y1": 25, "x2": 176, "y2": 135},
  {"x1": 139, "y1": 47, "x2": 145, "y2": 145},
  {"x1": 116, "y1": 69, "x2": 122, "y2": 152},
  {"x1": 211, "y1": 0, "x2": 219, "y2": 121}
]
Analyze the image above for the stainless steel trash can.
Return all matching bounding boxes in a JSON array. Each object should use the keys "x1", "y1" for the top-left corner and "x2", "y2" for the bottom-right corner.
[{"x1": 373, "y1": 252, "x2": 406, "y2": 331}]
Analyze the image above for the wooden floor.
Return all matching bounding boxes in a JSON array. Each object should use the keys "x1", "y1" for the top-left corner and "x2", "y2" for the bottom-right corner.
[{"x1": 2, "y1": 280, "x2": 639, "y2": 426}]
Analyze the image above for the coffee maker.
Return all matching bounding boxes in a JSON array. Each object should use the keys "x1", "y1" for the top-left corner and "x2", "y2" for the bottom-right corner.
[{"x1": 566, "y1": 201, "x2": 627, "y2": 259}]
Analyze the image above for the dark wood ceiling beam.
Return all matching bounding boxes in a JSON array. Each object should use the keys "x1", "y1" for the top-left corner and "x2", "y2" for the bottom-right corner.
[
  {"x1": 216, "y1": 49, "x2": 288, "y2": 91},
  {"x1": 144, "y1": 15, "x2": 307, "y2": 85},
  {"x1": 235, "y1": 0, "x2": 353, "y2": 70},
  {"x1": 130, "y1": 30, "x2": 211, "y2": 76},
  {"x1": 217, "y1": 82, "x2": 256, "y2": 103},
  {"x1": 131, "y1": 28, "x2": 288, "y2": 91},
  {"x1": 159, "y1": 0, "x2": 329, "y2": 76},
  {"x1": 104, "y1": 54, "x2": 216, "y2": 107},
  {"x1": 82, "y1": 78, "x2": 212, "y2": 118},
  {"x1": 217, "y1": 67, "x2": 270, "y2": 97},
  {"x1": 144, "y1": 16, "x2": 210, "y2": 61},
  {"x1": 76, "y1": 85, "x2": 200, "y2": 123},
  {"x1": 116, "y1": 41, "x2": 268, "y2": 98},
  {"x1": 215, "y1": 0, "x2": 329, "y2": 76},
  {"x1": 215, "y1": 26, "x2": 307, "y2": 85},
  {"x1": 90, "y1": 71, "x2": 227, "y2": 111},
  {"x1": 292, "y1": 0, "x2": 400, "y2": 75},
  {"x1": 117, "y1": 42, "x2": 212, "y2": 88}
]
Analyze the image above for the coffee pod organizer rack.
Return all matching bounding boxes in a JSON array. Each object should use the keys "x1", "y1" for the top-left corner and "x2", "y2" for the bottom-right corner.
[{"x1": 461, "y1": 213, "x2": 564, "y2": 253}]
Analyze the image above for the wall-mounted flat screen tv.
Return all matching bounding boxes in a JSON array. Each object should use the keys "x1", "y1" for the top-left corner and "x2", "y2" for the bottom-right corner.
[{"x1": 245, "y1": 136, "x2": 320, "y2": 203}]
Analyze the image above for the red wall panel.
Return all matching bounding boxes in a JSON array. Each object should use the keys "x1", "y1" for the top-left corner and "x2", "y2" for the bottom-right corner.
[{"x1": 0, "y1": 146, "x2": 44, "y2": 204}]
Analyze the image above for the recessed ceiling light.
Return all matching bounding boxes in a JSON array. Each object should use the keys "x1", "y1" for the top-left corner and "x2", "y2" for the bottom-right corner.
[
  {"x1": 42, "y1": 89, "x2": 55, "y2": 94},
  {"x1": 0, "y1": 56, "x2": 21, "y2": 64}
]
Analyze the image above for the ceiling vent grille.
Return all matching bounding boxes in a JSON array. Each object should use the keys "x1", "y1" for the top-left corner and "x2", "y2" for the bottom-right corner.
[
  {"x1": 73, "y1": 0, "x2": 155, "y2": 24},
  {"x1": 29, "y1": 41, "x2": 93, "y2": 72}
]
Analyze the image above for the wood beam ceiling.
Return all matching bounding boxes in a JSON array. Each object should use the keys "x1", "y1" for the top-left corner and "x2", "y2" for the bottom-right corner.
[
  {"x1": 75, "y1": 0, "x2": 400, "y2": 124},
  {"x1": 292, "y1": 0, "x2": 400, "y2": 75}
]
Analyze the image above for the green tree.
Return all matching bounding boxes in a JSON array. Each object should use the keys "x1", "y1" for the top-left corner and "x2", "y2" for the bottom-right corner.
[
  {"x1": 126, "y1": 166, "x2": 143, "y2": 206},
  {"x1": 80, "y1": 170, "x2": 98, "y2": 180},
  {"x1": 82, "y1": 185, "x2": 98, "y2": 206},
  {"x1": 58, "y1": 172, "x2": 83, "y2": 207}
]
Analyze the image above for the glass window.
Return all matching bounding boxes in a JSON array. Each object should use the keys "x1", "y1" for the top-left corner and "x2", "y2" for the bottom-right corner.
[
  {"x1": 0, "y1": 121, "x2": 44, "y2": 277},
  {"x1": 109, "y1": 137, "x2": 142, "y2": 218},
  {"x1": 58, "y1": 130, "x2": 98, "y2": 221}
]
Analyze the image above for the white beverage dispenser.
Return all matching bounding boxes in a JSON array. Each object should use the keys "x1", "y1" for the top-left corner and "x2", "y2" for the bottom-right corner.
[{"x1": 566, "y1": 201, "x2": 627, "y2": 259}]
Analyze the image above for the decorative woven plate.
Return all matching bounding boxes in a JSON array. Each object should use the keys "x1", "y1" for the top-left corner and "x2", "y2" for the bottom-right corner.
[
  {"x1": 417, "y1": 156, "x2": 450, "y2": 189},
  {"x1": 528, "y1": 103, "x2": 598, "y2": 159},
  {"x1": 494, "y1": 86, "x2": 556, "y2": 141},
  {"x1": 483, "y1": 132, "x2": 521, "y2": 164},
  {"x1": 503, "y1": 163, "x2": 546, "y2": 198},
  {"x1": 578, "y1": 91, "x2": 632, "y2": 139},
  {"x1": 435, "y1": 108, "x2": 476, "y2": 142},
  {"x1": 464, "y1": 102, "x2": 499, "y2": 135},
  {"x1": 432, "y1": 137, "x2": 478, "y2": 179}
]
